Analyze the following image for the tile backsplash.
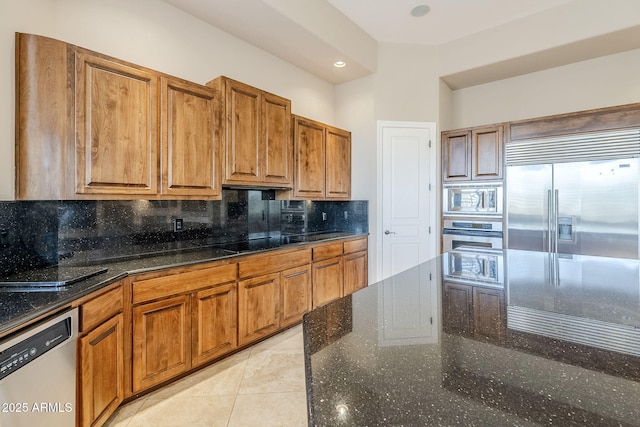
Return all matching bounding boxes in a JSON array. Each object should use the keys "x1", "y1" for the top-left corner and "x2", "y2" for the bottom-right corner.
[{"x1": 0, "y1": 190, "x2": 368, "y2": 276}]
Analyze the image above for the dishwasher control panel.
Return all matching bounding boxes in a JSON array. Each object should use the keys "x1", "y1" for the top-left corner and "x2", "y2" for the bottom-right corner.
[{"x1": 0, "y1": 316, "x2": 71, "y2": 381}]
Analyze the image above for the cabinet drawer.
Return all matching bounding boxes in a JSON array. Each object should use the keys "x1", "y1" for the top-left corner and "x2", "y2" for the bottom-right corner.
[
  {"x1": 343, "y1": 237, "x2": 367, "y2": 254},
  {"x1": 81, "y1": 286, "x2": 123, "y2": 332},
  {"x1": 312, "y1": 242, "x2": 343, "y2": 261},
  {"x1": 133, "y1": 264, "x2": 237, "y2": 304},
  {"x1": 238, "y1": 248, "x2": 311, "y2": 278}
]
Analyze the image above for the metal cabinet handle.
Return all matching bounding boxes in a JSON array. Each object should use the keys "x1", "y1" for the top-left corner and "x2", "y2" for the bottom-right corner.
[
  {"x1": 384, "y1": 230, "x2": 396, "y2": 235},
  {"x1": 547, "y1": 190, "x2": 552, "y2": 253}
]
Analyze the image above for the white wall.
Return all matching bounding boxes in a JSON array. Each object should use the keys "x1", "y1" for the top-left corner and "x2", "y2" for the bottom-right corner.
[
  {"x1": 438, "y1": 0, "x2": 640, "y2": 78},
  {"x1": 373, "y1": 43, "x2": 440, "y2": 122},
  {"x1": 0, "y1": 0, "x2": 336, "y2": 200},
  {"x1": 449, "y1": 47, "x2": 640, "y2": 129},
  {"x1": 335, "y1": 75, "x2": 376, "y2": 281},
  {"x1": 336, "y1": 44, "x2": 442, "y2": 283}
]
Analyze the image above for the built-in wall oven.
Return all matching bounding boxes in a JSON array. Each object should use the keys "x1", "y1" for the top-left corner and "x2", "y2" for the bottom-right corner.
[
  {"x1": 443, "y1": 182, "x2": 503, "y2": 217},
  {"x1": 442, "y1": 247, "x2": 504, "y2": 288},
  {"x1": 443, "y1": 219, "x2": 503, "y2": 252}
]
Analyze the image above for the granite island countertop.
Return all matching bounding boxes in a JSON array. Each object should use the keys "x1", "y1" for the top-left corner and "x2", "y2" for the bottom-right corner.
[
  {"x1": 0, "y1": 231, "x2": 365, "y2": 336},
  {"x1": 303, "y1": 248, "x2": 640, "y2": 426}
]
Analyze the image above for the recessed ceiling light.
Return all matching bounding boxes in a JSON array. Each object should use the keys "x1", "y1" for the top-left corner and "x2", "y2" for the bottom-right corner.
[
  {"x1": 334, "y1": 60, "x2": 347, "y2": 68},
  {"x1": 411, "y1": 4, "x2": 430, "y2": 17}
]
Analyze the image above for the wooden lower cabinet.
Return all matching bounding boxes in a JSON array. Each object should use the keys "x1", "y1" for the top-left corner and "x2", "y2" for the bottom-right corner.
[
  {"x1": 132, "y1": 295, "x2": 191, "y2": 392},
  {"x1": 442, "y1": 282, "x2": 505, "y2": 341},
  {"x1": 192, "y1": 283, "x2": 237, "y2": 366},
  {"x1": 238, "y1": 273, "x2": 280, "y2": 346},
  {"x1": 83, "y1": 238, "x2": 368, "y2": 422},
  {"x1": 473, "y1": 286, "x2": 505, "y2": 341},
  {"x1": 280, "y1": 264, "x2": 312, "y2": 328},
  {"x1": 78, "y1": 313, "x2": 124, "y2": 427},
  {"x1": 443, "y1": 282, "x2": 474, "y2": 335},
  {"x1": 343, "y1": 251, "x2": 368, "y2": 295},
  {"x1": 312, "y1": 257, "x2": 344, "y2": 308}
]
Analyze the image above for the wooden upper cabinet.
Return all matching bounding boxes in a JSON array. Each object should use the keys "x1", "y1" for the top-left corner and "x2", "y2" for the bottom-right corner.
[
  {"x1": 75, "y1": 50, "x2": 159, "y2": 196},
  {"x1": 291, "y1": 115, "x2": 351, "y2": 200},
  {"x1": 161, "y1": 77, "x2": 221, "y2": 198},
  {"x1": 442, "y1": 125, "x2": 503, "y2": 182},
  {"x1": 293, "y1": 116, "x2": 326, "y2": 199},
  {"x1": 326, "y1": 126, "x2": 352, "y2": 199},
  {"x1": 263, "y1": 92, "x2": 293, "y2": 185},
  {"x1": 442, "y1": 130, "x2": 472, "y2": 181},
  {"x1": 16, "y1": 33, "x2": 76, "y2": 200},
  {"x1": 471, "y1": 126, "x2": 503, "y2": 180},
  {"x1": 16, "y1": 33, "x2": 222, "y2": 200},
  {"x1": 208, "y1": 76, "x2": 292, "y2": 187}
]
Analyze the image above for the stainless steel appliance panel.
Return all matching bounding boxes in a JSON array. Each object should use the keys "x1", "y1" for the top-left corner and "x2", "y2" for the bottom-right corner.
[
  {"x1": 442, "y1": 219, "x2": 503, "y2": 251},
  {"x1": 507, "y1": 158, "x2": 639, "y2": 259},
  {"x1": 443, "y1": 183, "x2": 503, "y2": 216},
  {"x1": 554, "y1": 159, "x2": 639, "y2": 258},
  {"x1": 506, "y1": 164, "x2": 552, "y2": 252},
  {"x1": 442, "y1": 247, "x2": 504, "y2": 287},
  {"x1": 0, "y1": 308, "x2": 78, "y2": 427}
]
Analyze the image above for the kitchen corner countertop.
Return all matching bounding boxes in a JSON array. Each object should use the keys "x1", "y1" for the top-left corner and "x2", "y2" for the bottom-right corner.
[
  {"x1": 303, "y1": 248, "x2": 640, "y2": 426},
  {"x1": 0, "y1": 232, "x2": 365, "y2": 337}
]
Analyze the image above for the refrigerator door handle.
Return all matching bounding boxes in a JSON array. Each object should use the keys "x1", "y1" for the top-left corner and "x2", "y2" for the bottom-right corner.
[
  {"x1": 554, "y1": 189, "x2": 559, "y2": 254},
  {"x1": 547, "y1": 190, "x2": 553, "y2": 253}
]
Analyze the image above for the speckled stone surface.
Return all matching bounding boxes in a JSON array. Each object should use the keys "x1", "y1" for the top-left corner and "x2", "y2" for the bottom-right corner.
[
  {"x1": 0, "y1": 192, "x2": 368, "y2": 337},
  {"x1": 0, "y1": 232, "x2": 367, "y2": 336},
  {"x1": 303, "y1": 250, "x2": 640, "y2": 426}
]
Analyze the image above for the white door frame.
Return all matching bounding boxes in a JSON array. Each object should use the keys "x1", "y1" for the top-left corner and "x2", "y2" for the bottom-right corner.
[{"x1": 376, "y1": 120, "x2": 437, "y2": 281}]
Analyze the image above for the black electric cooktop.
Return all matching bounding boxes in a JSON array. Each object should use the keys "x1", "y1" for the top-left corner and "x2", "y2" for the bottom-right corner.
[
  {"x1": 216, "y1": 238, "x2": 283, "y2": 253},
  {"x1": 0, "y1": 266, "x2": 108, "y2": 290}
]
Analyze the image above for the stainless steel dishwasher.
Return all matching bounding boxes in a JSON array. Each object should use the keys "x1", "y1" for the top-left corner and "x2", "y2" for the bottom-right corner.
[{"x1": 0, "y1": 308, "x2": 79, "y2": 427}]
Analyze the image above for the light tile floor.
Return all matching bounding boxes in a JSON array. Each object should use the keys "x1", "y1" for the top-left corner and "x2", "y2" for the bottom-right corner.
[{"x1": 104, "y1": 325, "x2": 308, "y2": 427}]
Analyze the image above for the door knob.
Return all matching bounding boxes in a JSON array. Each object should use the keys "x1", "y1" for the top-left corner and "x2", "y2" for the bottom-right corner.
[{"x1": 384, "y1": 230, "x2": 396, "y2": 235}]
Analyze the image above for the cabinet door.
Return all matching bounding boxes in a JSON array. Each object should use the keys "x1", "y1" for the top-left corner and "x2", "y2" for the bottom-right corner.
[
  {"x1": 472, "y1": 126, "x2": 503, "y2": 180},
  {"x1": 442, "y1": 131, "x2": 471, "y2": 182},
  {"x1": 262, "y1": 92, "x2": 292, "y2": 185},
  {"x1": 443, "y1": 282, "x2": 473, "y2": 334},
  {"x1": 280, "y1": 264, "x2": 312, "y2": 328},
  {"x1": 161, "y1": 77, "x2": 221, "y2": 198},
  {"x1": 343, "y1": 251, "x2": 368, "y2": 295},
  {"x1": 75, "y1": 50, "x2": 158, "y2": 195},
  {"x1": 132, "y1": 295, "x2": 190, "y2": 392},
  {"x1": 325, "y1": 126, "x2": 351, "y2": 200},
  {"x1": 238, "y1": 273, "x2": 280, "y2": 346},
  {"x1": 192, "y1": 282, "x2": 237, "y2": 366},
  {"x1": 293, "y1": 116, "x2": 326, "y2": 199},
  {"x1": 223, "y1": 79, "x2": 261, "y2": 184},
  {"x1": 79, "y1": 314, "x2": 124, "y2": 427},
  {"x1": 473, "y1": 287, "x2": 505, "y2": 341},
  {"x1": 312, "y1": 257, "x2": 344, "y2": 308}
]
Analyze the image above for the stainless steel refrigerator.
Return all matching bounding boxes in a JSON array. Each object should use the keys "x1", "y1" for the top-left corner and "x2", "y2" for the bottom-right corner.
[{"x1": 506, "y1": 128, "x2": 640, "y2": 259}]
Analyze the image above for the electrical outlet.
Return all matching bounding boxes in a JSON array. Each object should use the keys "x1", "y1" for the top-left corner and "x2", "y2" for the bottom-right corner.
[{"x1": 173, "y1": 218, "x2": 184, "y2": 232}]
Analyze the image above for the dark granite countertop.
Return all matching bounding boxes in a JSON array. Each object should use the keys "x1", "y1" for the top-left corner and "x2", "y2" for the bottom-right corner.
[
  {"x1": 0, "y1": 231, "x2": 365, "y2": 337},
  {"x1": 303, "y1": 248, "x2": 640, "y2": 426}
]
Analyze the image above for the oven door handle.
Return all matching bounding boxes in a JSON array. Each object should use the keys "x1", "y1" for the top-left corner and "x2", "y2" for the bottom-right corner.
[{"x1": 442, "y1": 229, "x2": 504, "y2": 238}]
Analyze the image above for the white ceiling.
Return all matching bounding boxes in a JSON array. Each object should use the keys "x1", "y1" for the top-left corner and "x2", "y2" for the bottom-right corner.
[
  {"x1": 327, "y1": 0, "x2": 574, "y2": 45},
  {"x1": 162, "y1": 0, "x2": 639, "y2": 86}
]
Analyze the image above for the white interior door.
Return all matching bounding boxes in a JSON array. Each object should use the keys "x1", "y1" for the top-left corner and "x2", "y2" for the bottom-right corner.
[{"x1": 378, "y1": 121, "x2": 436, "y2": 280}]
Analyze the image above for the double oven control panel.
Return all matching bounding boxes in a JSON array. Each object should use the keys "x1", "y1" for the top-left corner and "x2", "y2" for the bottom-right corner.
[{"x1": 441, "y1": 182, "x2": 505, "y2": 253}]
